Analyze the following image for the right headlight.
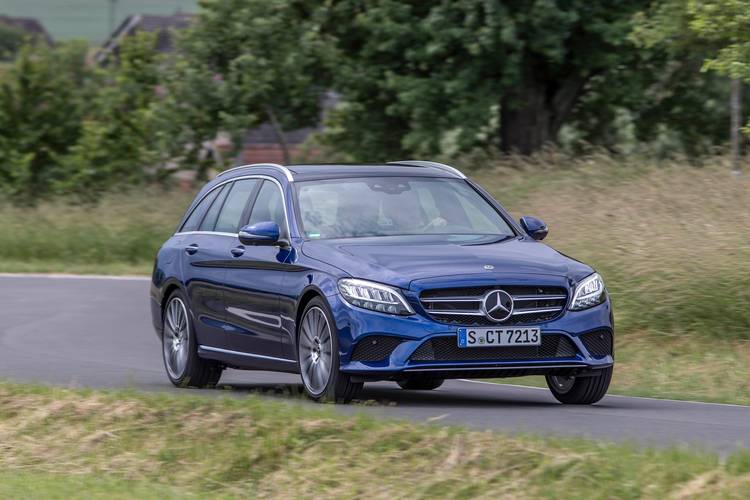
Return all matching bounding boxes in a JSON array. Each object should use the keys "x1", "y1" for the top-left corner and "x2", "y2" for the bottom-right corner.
[
  {"x1": 337, "y1": 278, "x2": 414, "y2": 315},
  {"x1": 569, "y1": 272, "x2": 607, "y2": 311}
]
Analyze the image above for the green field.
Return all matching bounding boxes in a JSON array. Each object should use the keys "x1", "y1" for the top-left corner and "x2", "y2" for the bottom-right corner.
[
  {"x1": 2, "y1": 0, "x2": 198, "y2": 42},
  {"x1": 1, "y1": 381, "x2": 749, "y2": 498},
  {"x1": 1, "y1": 157, "x2": 749, "y2": 405}
]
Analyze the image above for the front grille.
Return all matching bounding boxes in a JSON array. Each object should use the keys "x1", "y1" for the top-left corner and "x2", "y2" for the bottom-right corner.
[
  {"x1": 350, "y1": 335, "x2": 404, "y2": 362},
  {"x1": 419, "y1": 285, "x2": 567, "y2": 326},
  {"x1": 580, "y1": 330, "x2": 613, "y2": 357},
  {"x1": 410, "y1": 334, "x2": 577, "y2": 362}
]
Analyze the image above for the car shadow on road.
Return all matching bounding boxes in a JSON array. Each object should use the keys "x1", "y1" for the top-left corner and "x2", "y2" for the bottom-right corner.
[{"x1": 214, "y1": 381, "x2": 567, "y2": 409}]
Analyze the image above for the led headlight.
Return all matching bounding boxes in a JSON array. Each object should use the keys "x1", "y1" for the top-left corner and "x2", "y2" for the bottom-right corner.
[
  {"x1": 338, "y1": 278, "x2": 414, "y2": 315},
  {"x1": 569, "y1": 273, "x2": 607, "y2": 311}
]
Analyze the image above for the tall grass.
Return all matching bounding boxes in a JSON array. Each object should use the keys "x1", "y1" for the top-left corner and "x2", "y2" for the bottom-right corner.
[
  {"x1": 472, "y1": 155, "x2": 750, "y2": 340},
  {"x1": 0, "y1": 189, "x2": 194, "y2": 274},
  {"x1": 2, "y1": 382, "x2": 749, "y2": 498},
  {"x1": 1, "y1": 156, "x2": 748, "y2": 402}
]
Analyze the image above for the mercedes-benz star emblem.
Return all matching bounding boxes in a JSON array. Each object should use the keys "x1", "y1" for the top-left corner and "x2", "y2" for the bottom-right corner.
[
  {"x1": 482, "y1": 289, "x2": 514, "y2": 322},
  {"x1": 483, "y1": 264, "x2": 494, "y2": 270}
]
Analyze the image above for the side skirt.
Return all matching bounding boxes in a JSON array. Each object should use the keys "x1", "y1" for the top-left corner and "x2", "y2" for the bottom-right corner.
[{"x1": 198, "y1": 345, "x2": 300, "y2": 374}]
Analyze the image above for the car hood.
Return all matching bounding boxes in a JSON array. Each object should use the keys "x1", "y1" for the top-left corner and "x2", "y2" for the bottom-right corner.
[{"x1": 301, "y1": 237, "x2": 593, "y2": 290}]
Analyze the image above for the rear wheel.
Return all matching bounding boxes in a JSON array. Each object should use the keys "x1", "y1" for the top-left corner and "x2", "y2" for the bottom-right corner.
[
  {"x1": 298, "y1": 297, "x2": 362, "y2": 403},
  {"x1": 397, "y1": 377, "x2": 444, "y2": 390},
  {"x1": 162, "y1": 290, "x2": 223, "y2": 388},
  {"x1": 545, "y1": 366, "x2": 612, "y2": 404}
]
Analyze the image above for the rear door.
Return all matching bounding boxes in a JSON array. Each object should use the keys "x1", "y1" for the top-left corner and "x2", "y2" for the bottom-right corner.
[
  {"x1": 223, "y1": 179, "x2": 295, "y2": 361},
  {"x1": 179, "y1": 183, "x2": 233, "y2": 350}
]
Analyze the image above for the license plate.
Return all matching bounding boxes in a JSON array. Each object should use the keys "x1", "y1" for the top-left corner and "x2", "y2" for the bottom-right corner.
[{"x1": 457, "y1": 327, "x2": 541, "y2": 347}]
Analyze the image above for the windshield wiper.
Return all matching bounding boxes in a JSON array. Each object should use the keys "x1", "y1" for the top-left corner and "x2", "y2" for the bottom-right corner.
[{"x1": 462, "y1": 234, "x2": 516, "y2": 246}]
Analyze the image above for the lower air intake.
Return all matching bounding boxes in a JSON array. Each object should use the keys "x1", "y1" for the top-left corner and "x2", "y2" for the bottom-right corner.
[
  {"x1": 410, "y1": 334, "x2": 577, "y2": 362},
  {"x1": 580, "y1": 330, "x2": 613, "y2": 357},
  {"x1": 350, "y1": 336, "x2": 404, "y2": 362}
]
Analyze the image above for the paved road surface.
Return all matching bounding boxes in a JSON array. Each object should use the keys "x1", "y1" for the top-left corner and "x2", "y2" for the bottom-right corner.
[{"x1": 1, "y1": 274, "x2": 748, "y2": 455}]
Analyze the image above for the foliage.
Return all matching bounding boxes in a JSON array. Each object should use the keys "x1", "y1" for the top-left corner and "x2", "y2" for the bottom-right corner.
[
  {"x1": 0, "y1": 41, "x2": 92, "y2": 203},
  {"x1": 688, "y1": 0, "x2": 750, "y2": 81},
  {"x1": 159, "y1": 0, "x2": 332, "y2": 173},
  {"x1": 0, "y1": 22, "x2": 26, "y2": 60},
  {"x1": 319, "y1": 0, "x2": 654, "y2": 159},
  {"x1": 57, "y1": 33, "x2": 165, "y2": 201}
]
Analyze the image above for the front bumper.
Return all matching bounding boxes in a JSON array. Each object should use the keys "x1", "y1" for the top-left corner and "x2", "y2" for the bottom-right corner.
[{"x1": 330, "y1": 292, "x2": 614, "y2": 379}]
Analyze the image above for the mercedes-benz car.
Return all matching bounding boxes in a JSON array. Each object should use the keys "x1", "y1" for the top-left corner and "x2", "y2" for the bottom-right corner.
[{"x1": 150, "y1": 161, "x2": 613, "y2": 404}]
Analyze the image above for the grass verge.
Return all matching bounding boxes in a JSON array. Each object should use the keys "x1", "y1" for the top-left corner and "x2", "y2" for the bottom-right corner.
[
  {"x1": 0, "y1": 155, "x2": 748, "y2": 404},
  {"x1": 469, "y1": 154, "x2": 750, "y2": 404},
  {"x1": 2, "y1": 381, "x2": 750, "y2": 499}
]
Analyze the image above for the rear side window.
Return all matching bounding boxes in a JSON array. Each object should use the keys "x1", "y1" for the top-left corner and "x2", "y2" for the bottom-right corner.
[
  {"x1": 248, "y1": 180, "x2": 287, "y2": 232},
  {"x1": 214, "y1": 179, "x2": 260, "y2": 233},
  {"x1": 199, "y1": 184, "x2": 230, "y2": 231},
  {"x1": 180, "y1": 186, "x2": 222, "y2": 232}
]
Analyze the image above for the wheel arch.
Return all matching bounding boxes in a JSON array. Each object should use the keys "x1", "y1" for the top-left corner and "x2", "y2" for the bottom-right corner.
[
  {"x1": 158, "y1": 280, "x2": 186, "y2": 336},
  {"x1": 295, "y1": 286, "x2": 327, "y2": 340}
]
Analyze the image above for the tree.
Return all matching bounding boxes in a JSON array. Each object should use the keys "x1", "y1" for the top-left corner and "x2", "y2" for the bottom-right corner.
[
  {"x1": 0, "y1": 22, "x2": 26, "y2": 60},
  {"x1": 57, "y1": 33, "x2": 165, "y2": 200},
  {"x1": 688, "y1": 0, "x2": 750, "y2": 172},
  {"x1": 0, "y1": 41, "x2": 92, "y2": 203},
  {"x1": 319, "y1": 0, "x2": 650, "y2": 158},
  {"x1": 163, "y1": 0, "x2": 332, "y2": 171},
  {"x1": 634, "y1": 0, "x2": 750, "y2": 170}
]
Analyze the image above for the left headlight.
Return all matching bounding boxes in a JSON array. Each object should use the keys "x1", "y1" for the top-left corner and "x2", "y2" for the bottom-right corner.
[
  {"x1": 569, "y1": 273, "x2": 607, "y2": 311},
  {"x1": 338, "y1": 278, "x2": 414, "y2": 315}
]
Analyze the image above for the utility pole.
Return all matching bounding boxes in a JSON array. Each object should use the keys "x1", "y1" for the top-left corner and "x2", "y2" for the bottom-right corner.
[{"x1": 730, "y1": 78, "x2": 742, "y2": 174}]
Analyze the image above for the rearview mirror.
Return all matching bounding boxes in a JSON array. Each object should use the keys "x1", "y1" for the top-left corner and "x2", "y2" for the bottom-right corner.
[
  {"x1": 519, "y1": 216, "x2": 548, "y2": 241},
  {"x1": 238, "y1": 221, "x2": 282, "y2": 246}
]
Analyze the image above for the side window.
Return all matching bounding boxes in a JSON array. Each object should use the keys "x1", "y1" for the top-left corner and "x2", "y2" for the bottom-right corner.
[
  {"x1": 214, "y1": 179, "x2": 260, "y2": 233},
  {"x1": 180, "y1": 186, "x2": 222, "y2": 232},
  {"x1": 248, "y1": 180, "x2": 287, "y2": 232},
  {"x1": 199, "y1": 183, "x2": 230, "y2": 232}
]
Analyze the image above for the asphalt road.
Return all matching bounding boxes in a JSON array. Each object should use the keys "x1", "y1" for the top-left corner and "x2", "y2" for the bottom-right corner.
[{"x1": 1, "y1": 274, "x2": 748, "y2": 455}]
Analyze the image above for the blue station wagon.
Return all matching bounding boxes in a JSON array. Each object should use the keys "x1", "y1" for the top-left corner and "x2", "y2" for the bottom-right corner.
[{"x1": 150, "y1": 161, "x2": 613, "y2": 403}]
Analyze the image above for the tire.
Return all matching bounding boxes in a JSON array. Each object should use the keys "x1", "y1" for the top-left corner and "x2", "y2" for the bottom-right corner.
[
  {"x1": 397, "y1": 377, "x2": 444, "y2": 390},
  {"x1": 162, "y1": 290, "x2": 223, "y2": 388},
  {"x1": 297, "y1": 297, "x2": 362, "y2": 403},
  {"x1": 545, "y1": 366, "x2": 613, "y2": 405}
]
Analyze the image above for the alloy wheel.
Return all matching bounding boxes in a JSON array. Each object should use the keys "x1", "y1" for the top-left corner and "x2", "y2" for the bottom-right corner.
[
  {"x1": 299, "y1": 306, "x2": 333, "y2": 395},
  {"x1": 163, "y1": 297, "x2": 189, "y2": 379}
]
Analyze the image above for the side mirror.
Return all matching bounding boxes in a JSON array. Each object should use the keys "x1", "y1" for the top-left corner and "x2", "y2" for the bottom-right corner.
[
  {"x1": 519, "y1": 216, "x2": 548, "y2": 241},
  {"x1": 238, "y1": 221, "x2": 283, "y2": 246}
]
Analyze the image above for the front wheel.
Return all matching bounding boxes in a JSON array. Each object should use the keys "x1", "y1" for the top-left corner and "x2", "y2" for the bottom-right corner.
[
  {"x1": 545, "y1": 366, "x2": 612, "y2": 405},
  {"x1": 297, "y1": 297, "x2": 362, "y2": 403}
]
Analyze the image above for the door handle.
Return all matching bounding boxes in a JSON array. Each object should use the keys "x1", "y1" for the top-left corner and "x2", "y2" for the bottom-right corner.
[
  {"x1": 231, "y1": 246, "x2": 245, "y2": 257},
  {"x1": 184, "y1": 244, "x2": 199, "y2": 255}
]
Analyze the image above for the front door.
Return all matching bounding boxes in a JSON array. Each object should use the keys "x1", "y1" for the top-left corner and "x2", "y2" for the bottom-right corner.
[{"x1": 223, "y1": 179, "x2": 294, "y2": 360}]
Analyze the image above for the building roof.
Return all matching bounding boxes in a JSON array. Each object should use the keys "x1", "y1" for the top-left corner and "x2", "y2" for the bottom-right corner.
[
  {"x1": 96, "y1": 13, "x2": 194, "y2": 64},
  {"x1": 0, "y1": 15, "x2": 53, "y2": 44}
]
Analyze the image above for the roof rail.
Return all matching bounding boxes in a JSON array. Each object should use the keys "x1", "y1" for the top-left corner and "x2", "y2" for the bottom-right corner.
[
  {"x1": 217, "y1": 163, "x2": 294, "y2": 182},
  {"x1": 388, "y1": 160, "x2": 466, "y2": 179}
]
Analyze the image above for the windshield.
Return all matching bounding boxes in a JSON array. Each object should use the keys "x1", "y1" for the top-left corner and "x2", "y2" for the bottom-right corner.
[{"x1": 295, "y1": 177, "x2": 515, "y2": 240}]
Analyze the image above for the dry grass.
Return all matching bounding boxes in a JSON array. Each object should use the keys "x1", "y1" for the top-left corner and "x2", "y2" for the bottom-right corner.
[
  {"x1": 1, "y1": 156, "x2": 749, "y2": 403},
  {"x1": 1, "y1": 382, "x2": 750, "y2": 499},
  {"x1": 470, "y1": 154, "x2": 750, "y2": 402}
]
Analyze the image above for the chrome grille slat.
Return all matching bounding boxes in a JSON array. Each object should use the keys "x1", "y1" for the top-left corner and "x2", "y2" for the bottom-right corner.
[
  {"x1": 420, "y1": 297, "x2": 483, "y2": 303},
  {"x1": 428, "y1": 310, "x2": 486, "y2": 316},
  {"x1": 420, "y1": 285, "x2": 567, "y2": 326},
  {"x1": 512, "y1": 307, "x2": 563, "y2": 316},
  {"x1": 512, "y1": 295, "x2": 566, "y2": 301}
]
